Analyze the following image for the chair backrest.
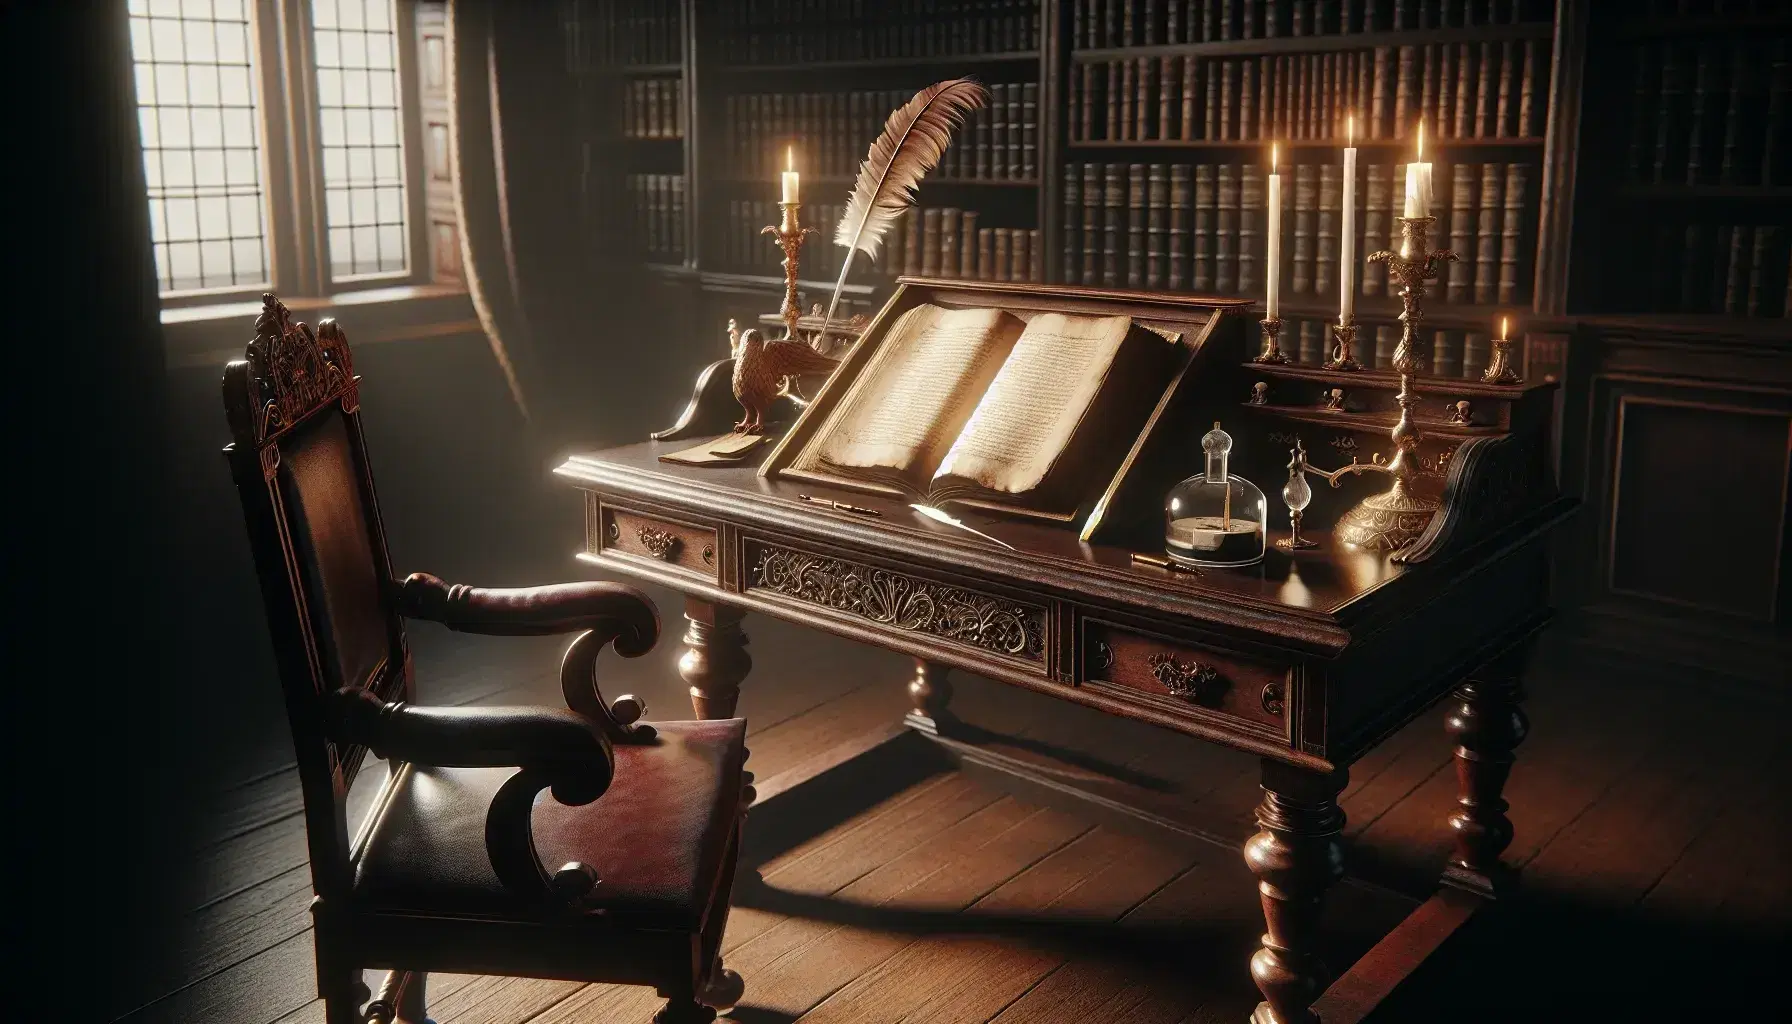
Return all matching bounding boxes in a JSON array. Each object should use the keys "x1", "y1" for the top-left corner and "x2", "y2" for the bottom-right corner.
[{"x1": 223, "y1": 293, "x2": 409, "y2": 897}]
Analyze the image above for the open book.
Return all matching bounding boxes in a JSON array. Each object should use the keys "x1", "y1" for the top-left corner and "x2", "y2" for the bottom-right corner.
[{"x1": 798, "y1": 303, "x2": 1181, "y2": 518}]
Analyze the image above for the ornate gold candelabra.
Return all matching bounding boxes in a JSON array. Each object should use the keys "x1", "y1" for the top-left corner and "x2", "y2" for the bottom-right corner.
[
  {"x1": 1253, "y1": 316, "x2": 1287, "y2": 364},
  {"x1": 1324, "y1": 316, "x2": 1363, "y2": 371},
  {"x1": 761, "y1": 201, "x2": 814, "y2": 342},
  {"x1": 1292, "y1": 216, "x2": 1457, "y2": 553}
]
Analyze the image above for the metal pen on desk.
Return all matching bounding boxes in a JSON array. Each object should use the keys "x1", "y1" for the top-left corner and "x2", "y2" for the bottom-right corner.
[
  {"x1": 797, "y1": 493, "x2": 882, "y2": 517},
  {"x1": 1131, "y1": 551, "x2": 1204, "y2": 575}
]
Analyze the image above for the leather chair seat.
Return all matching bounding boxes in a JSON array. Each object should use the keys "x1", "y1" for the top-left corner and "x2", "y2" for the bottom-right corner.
[{"x1": 354, "y1": 718, "x2": 748, "y2": 930}]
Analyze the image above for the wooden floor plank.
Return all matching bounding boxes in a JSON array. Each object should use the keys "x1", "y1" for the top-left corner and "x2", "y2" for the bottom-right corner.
[
  {"x1": 121, "y1": 929, "x2": 318, "y2": 1024},
  {"x1": 795, "y1": 826, "x2": 1195, "y2": 1024}
]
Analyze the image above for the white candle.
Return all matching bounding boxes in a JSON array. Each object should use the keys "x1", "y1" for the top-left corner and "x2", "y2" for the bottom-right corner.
[
  {"x1": 1402, "y1": 121, "x2": 1432, "y2": 219},
  {"x1": 781, "y1": 146, "x2": 800, "y2": 203},
  {"x1": 1340, "y1": 117, "x2": 1358, "y2": 321},
  {"x1": 1266, "y1": 144, "x2": 1281, "y2": 319}
]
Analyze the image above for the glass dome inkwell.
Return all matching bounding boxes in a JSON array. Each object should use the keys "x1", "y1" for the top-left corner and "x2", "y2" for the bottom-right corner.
[{"x1": 1165, "y1": 421, "x2": 1266, "y2": 569}]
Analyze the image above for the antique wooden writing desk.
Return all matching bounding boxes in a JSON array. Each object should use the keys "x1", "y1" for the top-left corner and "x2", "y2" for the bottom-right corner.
[{"x1": 556, "y1": 281, "x2": 1573, "y2": 1024}]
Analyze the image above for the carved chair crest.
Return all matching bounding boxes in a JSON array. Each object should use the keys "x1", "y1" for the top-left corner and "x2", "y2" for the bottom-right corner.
[{"x1": 224, "y1": 292, "x2": 357, "y2": 447}]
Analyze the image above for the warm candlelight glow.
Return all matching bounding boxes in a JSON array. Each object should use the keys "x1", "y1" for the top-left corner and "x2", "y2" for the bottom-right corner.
[
  {"x1": 1500, "y1": 316, "x2": 1509, "y2": 340},
  {"x1": 1348, "y1": 115, "x2": 1355, "y2": 147},
  {"x1": 780, "y1": 147, "x2": 800, "y2": 203},
  {"x1": 1271, "y1": 142, "x2": 1278, "y2": 172},
  {"x1": 1416, "y1": 120, "x2": 1425, "y2": 161},
  {"x1": 786, "y1": 146, "x2": 793, "y2": 172}
]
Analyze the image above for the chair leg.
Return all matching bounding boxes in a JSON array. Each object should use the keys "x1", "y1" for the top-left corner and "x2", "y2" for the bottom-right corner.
[
  {"x1": 320, "y1": 967, "x2": 364, "y2": 1024},
  {"x1": 396, "y1": 972, "x2": 431, "y2": 1024},
  {"x1": 699, "y1": 958, "x2": 745, "y2": 1011},
  {"x1": 653, "y1": 997, "x2": 717, "y2": 1024}
]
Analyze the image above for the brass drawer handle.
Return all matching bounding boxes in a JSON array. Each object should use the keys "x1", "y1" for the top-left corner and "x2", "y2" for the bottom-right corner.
[
  {"x1": 637, "y1": 526, "x2": 680, "y2": 559},
  {"x1": 1147, "y1": 652, "x2": 1219, "y2": 701}
]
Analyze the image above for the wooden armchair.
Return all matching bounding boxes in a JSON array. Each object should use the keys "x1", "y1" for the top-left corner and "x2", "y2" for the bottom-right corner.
[{"x1": 222, "y1": 295, "x2": 749, "y2": 1024}]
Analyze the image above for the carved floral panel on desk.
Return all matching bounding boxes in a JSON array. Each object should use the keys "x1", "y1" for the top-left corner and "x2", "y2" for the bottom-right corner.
[{"x1": 747, "y1": 542, "x2": 1046, "y2": 661}]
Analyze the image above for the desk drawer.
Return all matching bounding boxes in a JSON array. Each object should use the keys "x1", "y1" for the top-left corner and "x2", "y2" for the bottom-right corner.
[
  {"x1": 597, "y1": 503, "x2": 719, "y2": 582},
  {"x1": 1082, "y1": 620, "x2": 1290, "y2": 737}
]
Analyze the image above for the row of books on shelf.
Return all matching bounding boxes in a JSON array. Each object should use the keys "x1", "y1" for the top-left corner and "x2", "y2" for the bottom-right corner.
[
  {"x1": 1268, "y1": 318, "x2": 1509, "y2": 380},
  {"x1": 1072, "y1": 0, "x2": 1543, "y2": 49},
  {"x1": 725, "y1": 86, "x2": 1040, "y2": 182},
  {"x1": 719, "y1": 0, "x2": 1041, "y2": 65},
  {"x1": 628, "y1": 173, "x2": 685, "y2": 262},
  {"x1": 567, "y1": 0, "x2": 681, "y2": 68},
  {"x1": 623, "y1": 78, "x2": 683, "y2": 139},
  {"x1": 720, "y1": 201, "x2": 1045, "y2": 285},
  {"x1": 1061, "y1": 160, "x2": 1530, "y2": 304},
  {"x1": 1645, "y1": 223, "x2": 1789, "y2": 318},
  {"x1": 1071, "y1": 41, "x2": 1542, "y2": 143},
  {"x1": 1621, "y1": 0, "x2": 1792, "y2": 25},
  {"x1": 1624, "y1": 40, "x2": 1791, "y2": 187}
]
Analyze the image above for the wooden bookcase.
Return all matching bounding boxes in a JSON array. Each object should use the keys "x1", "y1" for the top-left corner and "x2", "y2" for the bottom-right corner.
[{"x1": 574, "y1": 0, "x2": 1792, "y2": 690}]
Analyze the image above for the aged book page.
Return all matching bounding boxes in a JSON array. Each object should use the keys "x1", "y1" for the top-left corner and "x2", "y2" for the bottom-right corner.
[
  {"x1": 815, "y1": 304, "x2": 1024, "y2": 479},
  {"x1": 932, "y1": 312, "x2": 1135, "y2": 495}
]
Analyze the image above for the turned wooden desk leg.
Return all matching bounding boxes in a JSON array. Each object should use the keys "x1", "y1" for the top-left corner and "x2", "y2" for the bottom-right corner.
[
  {"x1": 678, "y1": 598, "x2": 751, "y2": 720},
  {"x1": 1245, "y1": 759, "x2": 1348, "y2": 1024},
  {"x1": 905, "y1": 659, "x2": 955, "y2": 736},
  {"x1": 1441, "y1": 647, "x2": 1531, "y2": 898}
]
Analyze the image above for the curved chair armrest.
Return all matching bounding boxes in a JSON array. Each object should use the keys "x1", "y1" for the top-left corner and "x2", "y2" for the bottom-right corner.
[
  {"x1": 328, "y1": 687, "x2": 616, "y2": 910},
  {"x1": 394, "y1": 572, "x2": 660, "y2": 653}
]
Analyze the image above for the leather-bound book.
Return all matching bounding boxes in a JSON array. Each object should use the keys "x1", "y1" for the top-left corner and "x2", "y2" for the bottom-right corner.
[
  {"x1": 1030, "y1": 229, "x2": 1044, "y2": 284},
  {"x1": 1498, "y1": 163, "x2": 1526, "y2": 305},
  {"x1": 1011, "y1": 229, "x2": 1031, "y2": 284},
  {"x1": 1433, "y1": 330, "x2": 1463, "y2": 378},
  {"x1": 1103, "y1": 164, "x2": 1124, "y2": 287},
  {"x1": 1220, "y1": 59, "x2": 1237, "y2": 141},
  {"x1": 1239, "y1": 163, "x2": 1261, "y2": 295},
  {"x1": 960, "y1": 210, "x2": 980, "y2": 281},
  {"x1": 1167, "y1": 0, "x2": 1182, "y2": 44},
  {"x1": 1123, "y1": 0, "x2": 1136, "y2": 44},
  {"x1": 1063, "y1": 165, "x2": 1082, "y2": 284},
  {"x1": 1295, "y1": 54, "x2": 1309, "y2": 139},
  {"x1": 1495, "y1": 41, "x2": 1516, "y2": 138},
  {"x1": 1079, "y1": 64, "x2": 1096, "y2": 142},
  {"x1": 1008, "y1": 83, "x2": 1025, "y2": 179},
  {"x1": 1160, "y1": 56, "x2": 1178, "y2": 140},
  {"x1": 977, "y1": 227, "x2": 995, "y2": 281},
  {"x1": 1374, "y1": 324, "x2": 1397, "y2": 369},
  {"x1": 1519, "y1": 39, "x2": 1539, "y2": 137},
  {"x1": 1216, "y1": 164, "x2": 1240, "y2": 293},
  {"x1": 1138, "y1": 59, "x2": 1155, "y2": 140},
  {"x1": 1074, "y1": 0, "x2": 1087, "y2": 50},
  {"x1": 1421, "y1": 46, "x2": 1440, "y2": 138},
  {"x1": 940, "y1": 208, "x2": 962, "y2": 278},
  {"x1": 1147, "y1": 163, "x2": 1169, "y2": 288},
  {"x1": 1395, "y1": 46, "x2": 1417, "y2": 139},
  {"x1": 1719, "y1": 44, "x2": 1750, "y2": 185},
  {"x1": 1121, "y1": 59, "x2": 1136, "y2": 141},
  {"x1": 1474, "y1": 163, "x2": 1500, "y2": 304},
  {"x1": 1169, "y1": 164, "x2": 1191, "y2": 289},
  {"x1": 975, "y1": 92, "x2": 994, "y2": 178},
  {"x1": 1107, "y1": 0, "x2": 1123, "y2": 48},
  {"x1": 1447, "y1": 163, "x2": 1476, "y2": 303},
  {"x1": 1193, "y1": 164, "x2": 1216, "y2": 291},
  {"x1": 1432, "y1": 45, "x2": 1452, "y2": 137},
  {"x1": 1263, "y1": 0, "x2": 1279, "y2": 38},
  {"x1": 1454, "y1": 43, "x2": 1476, "y2": 139},
  {"x1": 994, "y1": 228, "x2": 1013, "y2": 284},
  {"x1": 1724, "y1": 225, "x2": 1749, "y2": 316},
  {"x1": 1316, "y1": 163, "x2": 1338, "y2": 300},
  {"x1": 1218, "y1": 0, "x2": 1234, "y2": 40},
  {"x1": 1182, "y1": 55, "x2": 1199, "y2": 139},
  {"x1": 1205, "y1": 60, "x2": 1221, "y2": 139},
  {"x1": 1363, "y1": 164, "x2": 1389, "y2": 296},
  {"x1": 922, "y1": 208, "x2": 943, "y2": 277},
  {"x1": 1107, "y1": 61, "x2": 1122, "y2": 141},
  {"x1": 904, "y1": 207, "x2": 923, "y2": 277},
  {"x1": 1127, "y1": 164, "x2": 1147, "y2": 287},
  {"x1": 1463, "y1": 332, "x2": 1489, "y2": 381},
  {"x1": 1082, "y1": 162, "x2": 1102, "y2": 285},
  {"x1": 1022, "y1": 83, "x2": 1038, "y2": 178},
  {"x1": 1746, "y1": 226, "x2": 1777, "y2": 316},
  {"x1": 1239, "y1": 57, "x2": 1256, "y2": 140},
  {"x1": 1372, "y1": 47, "x2": 1392, "y2": 139},
  {"x1": 1262, "y1": 57, "x2": 1278, "y2": 138},
  {"x1": 1342, "y1": 0, "x2": 1359, "y2": 33},
  {"x1": 1298, "y1": 320, "x2": 1323, "y2": 364},
  {"x1": 1291, "y1": 163, "x2": 1315, "y2": 295}
]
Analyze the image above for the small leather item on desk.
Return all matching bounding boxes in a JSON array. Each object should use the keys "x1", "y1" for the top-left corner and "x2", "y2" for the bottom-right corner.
[
  {"x1": 354, "y1": 718, "x2": 747, "y2": 928},
  {"x1": 659, "y1": 431, "x2": 769, "y2": 467}
]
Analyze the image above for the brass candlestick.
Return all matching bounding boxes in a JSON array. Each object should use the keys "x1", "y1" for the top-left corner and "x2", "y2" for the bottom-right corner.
[
  {"x1": 1481, "y1": 333, "x2": 1522, "y2": 385},
  {"x1": 1325, "y1": 316, "x2": 1363, "y2": 371},
  {"x1": 1300, "y1": 215, "x2": 1457, "y2": 553},
  {"x1": 761, "y1": 201, "x2": 814, "y2": 342},
  {"x1": 1253, "y1": 316, "x2": 1287, "y2": 364}
]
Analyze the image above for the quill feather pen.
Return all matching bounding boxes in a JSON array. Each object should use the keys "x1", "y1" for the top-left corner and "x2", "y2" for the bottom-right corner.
[{"x1": 820, "y1": 78, "x2": 988, "y2": 339}]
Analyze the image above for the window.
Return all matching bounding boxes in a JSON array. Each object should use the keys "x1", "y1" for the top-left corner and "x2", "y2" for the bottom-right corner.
[{"x1": 128, "y1": 0, "x2": 456, "y2": 304}]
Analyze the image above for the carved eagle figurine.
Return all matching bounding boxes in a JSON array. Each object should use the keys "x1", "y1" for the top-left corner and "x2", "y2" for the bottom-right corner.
[{"x1": 730, "y1": 328, "x2": 839, "y2": 433}]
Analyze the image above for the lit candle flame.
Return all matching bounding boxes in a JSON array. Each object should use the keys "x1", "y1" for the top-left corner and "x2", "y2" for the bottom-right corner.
[
  {"x1": 786, "y1": 146, "x2": 794, "y2": 172},
  {"x1": 1347, "y1": 115, "x2": 1355, "y2": 147},
  {"x1": 1271, "y1": 142, "x2": 1278, "y2": 172},
  {"x1": 1500, "y1": 316, "x2": 1509, "y2": 340},
  {"x1": 1417, "y1": 120, "x2": 1425, "y2": 162}
]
